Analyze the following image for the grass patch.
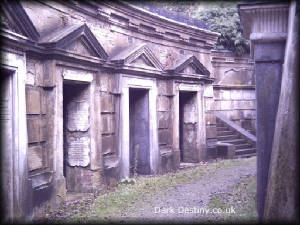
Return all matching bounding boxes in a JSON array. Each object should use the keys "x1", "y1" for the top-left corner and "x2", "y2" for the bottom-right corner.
[
  {"x1": 67, "y1": 157, "x2": 256, "y2": 223},
  {"x1": 208, "y1": 174, "x2": 258, "y2": 223}
]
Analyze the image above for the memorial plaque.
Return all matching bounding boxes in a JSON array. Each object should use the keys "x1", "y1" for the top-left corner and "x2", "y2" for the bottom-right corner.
[
  {"x1": 66, "y1": 85, "x2": 90, "y2": 131},
  {"x1": 67, "y1": 136, "x2": 90, "y2": 167},
  {"x1": 67, "y1": 100, "x2": 90, "y2": 131}
]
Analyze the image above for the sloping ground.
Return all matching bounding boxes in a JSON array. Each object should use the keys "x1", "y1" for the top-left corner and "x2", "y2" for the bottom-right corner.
[{"x1": 39, "y1": 157, "x2": 257, "y2": 224}]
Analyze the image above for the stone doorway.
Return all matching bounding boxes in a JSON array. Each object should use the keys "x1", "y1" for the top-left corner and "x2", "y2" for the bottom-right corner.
[
  {"x1": 129, "y1": 88, "x2": 150, "y2": 176},
  {"x1": 63, "y1": 82, "x2": 91, "y2": 192},
  {"x1": 118, "y1": 76, "x2": 158, "y2": 178},
  {"x1": 1, "y1": 69, "x2": 14, "y2": 221},
  {"x1": 179, "y1": 91, "x2": 198, "y2": 163}
]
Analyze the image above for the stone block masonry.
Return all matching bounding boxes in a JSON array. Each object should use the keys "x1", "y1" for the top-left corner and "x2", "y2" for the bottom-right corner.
[
  {"x1": 0, "y1": 0, "x2": 221, "y2": 221},
  {"x1": 211, "y1": 50, "x2": 256, "y2": 134}
]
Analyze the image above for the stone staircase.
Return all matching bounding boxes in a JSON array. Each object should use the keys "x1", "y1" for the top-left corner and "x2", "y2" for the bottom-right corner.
[{"x1": 216, "y1": 112, "x2": 257, "y2": 158}]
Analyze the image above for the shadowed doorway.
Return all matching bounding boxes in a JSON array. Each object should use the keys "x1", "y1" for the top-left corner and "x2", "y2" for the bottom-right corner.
[
  {"x1": 63, "y1": 81, "x2": 91, "y2": 192},
  {"x1": 129, "y1": 88, "x2": 150, "y2": 176},
  {"x1": 179, "y1": 91, "x2": 198, "y2": 163}
]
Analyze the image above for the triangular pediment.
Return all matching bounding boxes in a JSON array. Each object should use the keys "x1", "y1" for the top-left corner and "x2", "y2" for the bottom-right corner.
[
  {"x1": 110, "y1": 43, "x2": 163, "y2": 70},
  {"x1": 39, "y1": 24, "x2": 108, "y2": 59},
  {"x1": 179, "y1": 64, "x2": 197, "y2": 74},
  {"x1": 167, "y1": 55, "x2": 210, "y2": 76},
  {"x1": 129, "y1": 53, "x2": 156, "y2": 68},
  {"x1": 0, "y1": 0, "x2": 39, "y2": 40},
  {"x1": 64, "y1": 36, "x2": 98, "y2": 57}
]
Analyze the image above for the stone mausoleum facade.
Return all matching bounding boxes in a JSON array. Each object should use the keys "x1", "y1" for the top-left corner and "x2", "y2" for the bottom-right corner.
[{"x1": 0, "y1": 1, "x2": 222, "y2": 220}]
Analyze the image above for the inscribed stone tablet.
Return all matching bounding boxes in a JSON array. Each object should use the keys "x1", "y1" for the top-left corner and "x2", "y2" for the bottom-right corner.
[
  {"x1": 67, "y1": 100, "x2": 90, "y2": 131},
  {"x1": 67, "y1": 136, "x2": 90, "y2": 167}
]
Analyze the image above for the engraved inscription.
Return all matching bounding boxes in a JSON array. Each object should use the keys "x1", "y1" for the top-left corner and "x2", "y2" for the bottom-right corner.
[
  {"x1": 65, "y1": 83, "x2": 91, "y2": 167},
  {"x1": 67, "y1": 101, "x2": 90, "y2": 131},
  {"x1": 67, "y1": 136, "x2": 90, "y2": 167}
]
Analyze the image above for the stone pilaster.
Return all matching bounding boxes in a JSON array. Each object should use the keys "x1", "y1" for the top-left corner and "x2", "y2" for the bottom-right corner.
[{"x1": 239, "y1": 2, "x2": 289, "y2": 220}]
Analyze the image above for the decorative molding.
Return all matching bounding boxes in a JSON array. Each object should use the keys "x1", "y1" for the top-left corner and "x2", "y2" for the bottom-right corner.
[
  {"x1": 166, "y1": 54, "x2": 210, "y2": 76},
  {"x1": 58, "y1": 0, "x2": 220, "y2": 49},
  {"x1": 39, "y1": 24, "x2": 108, "y2": 59},
  {"x1": 238, "y1": 3, "x2": 289, "y2": 41},
  {"x1": 110, "y1": 43, "x2": 163, "y2": 70},
  {"x1": 0, "y1": 0, "x2": 40, "y2": 41},
  {"x1": 63, "y1": 69, "x2": 93, "y2": 82}
]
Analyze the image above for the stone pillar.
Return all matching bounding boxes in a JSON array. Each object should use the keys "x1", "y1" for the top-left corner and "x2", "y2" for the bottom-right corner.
[
  {"x1": 238, "y1": 2, "x2": 289, "y2": 220},
  {"x1": 263, "y1": 2, "x2": 299, "y2": 222}
]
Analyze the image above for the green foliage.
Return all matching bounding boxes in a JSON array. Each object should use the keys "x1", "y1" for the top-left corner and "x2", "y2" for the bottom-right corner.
[
  {"x1": 133, "y1": 1, "x2": 250, "y2": 56},
  {"x1": 68, "y1": 157, "x2": 256, "y2": 222},
  {"x1": 196, "y1": 6, "x2": 250, "y2": 56}
]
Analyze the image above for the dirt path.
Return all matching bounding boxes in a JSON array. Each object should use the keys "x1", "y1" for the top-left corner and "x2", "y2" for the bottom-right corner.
[
  {"x1": 42, "y1": 157, "x2": 257, "y2": 224},
  {"x1": 121, "y1": 158, "x2": 256, "y2": 223}
]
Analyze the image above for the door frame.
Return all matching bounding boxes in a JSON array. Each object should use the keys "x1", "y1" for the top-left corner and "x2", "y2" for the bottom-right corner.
[
  {"x1": 61, "y1": 68, "x2": 96, "y2": 190},
  {"x1": 173, "y1": 82, "x2": 206, "y2": 162},
  {"x1": 117, "y1": 74, "x2": 158, "y2": 178},
  {"x1": 1, "y1": 50, "x2": 28, "y2": 220}
]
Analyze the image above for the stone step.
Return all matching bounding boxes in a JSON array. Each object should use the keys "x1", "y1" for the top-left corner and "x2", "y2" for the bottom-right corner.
[
  {"x1": 235, "y1": 143, "x2": 253, "y2": 149},
  {"x1": 234, "y1": 153, "x2": 257, "y2": 159},
  {"x1": 222, "y1": 139, "x2": 247, "y2": 145},
  {"x1": 235, "y1": 148, "x2": 256, "y2": 155},
  {"x1": 217, "y1": 126, "x2": 229, "y2": 132},
  {"x1": 216, "y1": 122, "x2": 226, "y2": 127},
  {"x1": 217, "y1": 130, "x2": 234, "y2": 136},
  {"x1": 217, "y1": 135, "x2": 238, "y2": 141}
]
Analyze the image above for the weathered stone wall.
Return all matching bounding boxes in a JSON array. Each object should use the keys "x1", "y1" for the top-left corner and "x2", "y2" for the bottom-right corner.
[
  {"x1": 21, "y1": 1, "x2": 215, "y2": 71},
  {"x1": 26, "y1": 58, "x2": 49, "y2": 172},
  {"x1": 213, "y1": 87, "x2": 256, "y2": 132},
  {"x1": 157, "y1": 80, "x2": 174, "y2": 173},
  {"x1": 263, "y1": 2, "x2": 299, "y2": 221},
  {"x1": 238, "y1": 2, "x2": 295, "y2": 222},
  {"x1": 21, "y1": 1, "x2": 219, "y2": 168},
  {"x1": 211, "y1": 51, "x2": 255, "y2": 85},
  {"x1": 211, "y1": 51, "x2": 256, "y2": 133},
  {"x1": 203, "y1": 84, "x2": 217, "y2": 154},
  {"x1": 1, "y1": 0, "x2": 220, "y2": 220},
  {"x1": 99, "y1": 72, "x2": 119, "y2": 186}
]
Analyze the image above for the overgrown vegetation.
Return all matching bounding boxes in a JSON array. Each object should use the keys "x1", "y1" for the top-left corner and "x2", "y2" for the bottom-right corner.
[
  {"x1": 64, "y1": 158, "x2": 256, "y2": 223},
  {"x1": 195, "y1": 5, "x2": 250, "y2": 56},
  {"x1": 132, "y1": 1, "x2": 250, "y2": 56},
  {"x1": 208, "y1": 175, "x2": 257, "y2": 223}
]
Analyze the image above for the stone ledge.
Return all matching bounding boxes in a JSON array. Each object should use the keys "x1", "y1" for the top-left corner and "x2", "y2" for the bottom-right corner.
[
  {"x1": 213, "y1": 84, "x2": 255, "y2": 90},
  {"x1": 104, "y1": 155, "x2": 119, "y2": 169},
  {"x1": 29, "y1": 170, "x2": 54, "y2": 190}
]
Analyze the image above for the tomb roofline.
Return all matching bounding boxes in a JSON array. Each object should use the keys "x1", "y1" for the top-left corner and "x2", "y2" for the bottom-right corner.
[{"x1": 59, "y1": 1, "x2": 220, "y2": 49}]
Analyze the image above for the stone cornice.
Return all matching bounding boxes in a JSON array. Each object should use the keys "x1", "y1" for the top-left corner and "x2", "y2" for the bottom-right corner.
[
  {"x1": 1, "y1": 0, "x2": 40, "y2": 41},
  {"x1": 238, "y1": 2, "x2": 289, "y2": 41},
  {"x1": 2, "y1": 29, "x2": 213, "y2": 84},
  {"x1": 211, "y1": 57, "x2": 253, "y2": 65},
  {"x1": 57, "y1": 0, "x2": 220, "y2": 49}
]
